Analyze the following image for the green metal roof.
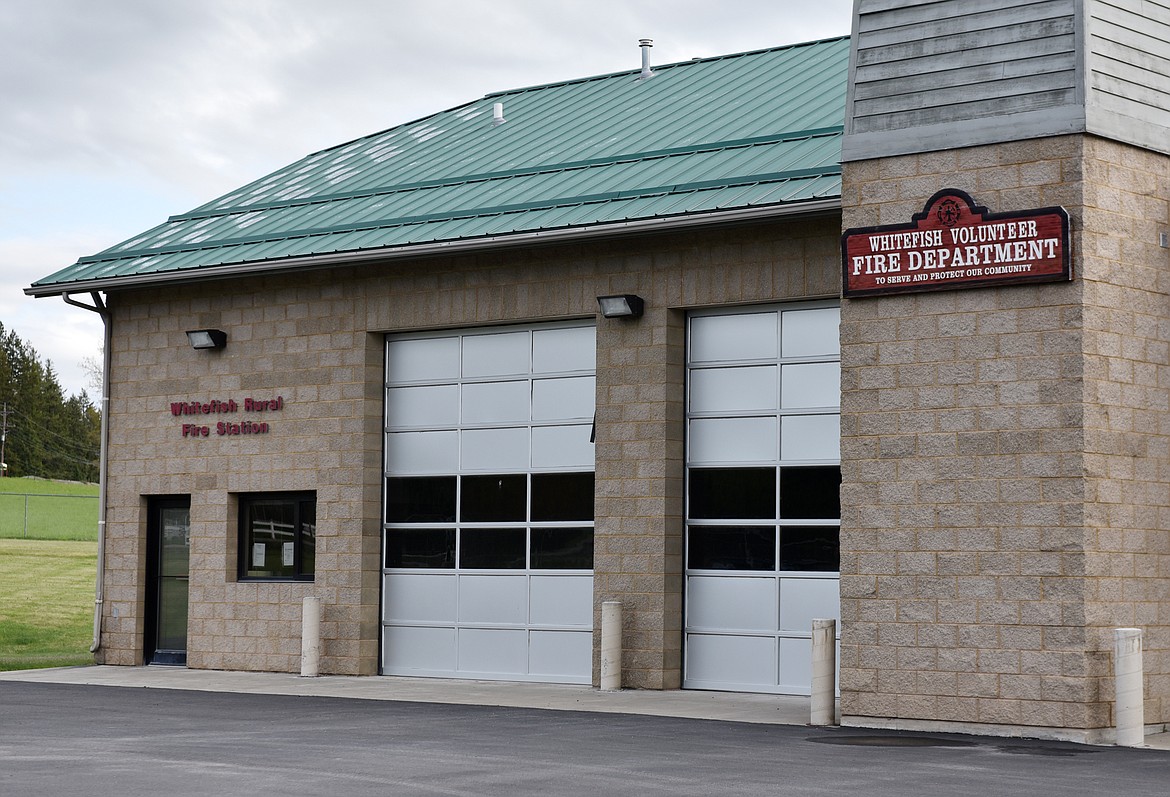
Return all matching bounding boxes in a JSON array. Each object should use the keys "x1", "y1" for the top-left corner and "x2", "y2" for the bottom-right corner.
[{"x1": 29, "y1": 37, "x2": 849, "y2": 296}]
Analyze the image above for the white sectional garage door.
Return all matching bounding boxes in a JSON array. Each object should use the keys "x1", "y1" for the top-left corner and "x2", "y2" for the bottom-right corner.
[
  {"x1": 684, "y1": 303, "x2": 841, "y2": 694},
  {"x1": 382, "y1": 323, "x2": 595, "y2": 683}
]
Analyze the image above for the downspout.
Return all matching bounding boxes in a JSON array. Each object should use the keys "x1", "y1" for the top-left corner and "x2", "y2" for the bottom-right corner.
[{"x1": 63, "y1": 291, "x2": 110, "y2": 654}]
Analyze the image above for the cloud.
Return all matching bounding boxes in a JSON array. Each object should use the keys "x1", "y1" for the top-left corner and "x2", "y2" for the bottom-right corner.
[{"x1": 2, "y1": 0, "x2": 854, "y2": 397}]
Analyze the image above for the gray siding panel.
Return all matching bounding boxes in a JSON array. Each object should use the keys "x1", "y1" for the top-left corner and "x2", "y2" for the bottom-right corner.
[
  {"x1": 1089, "y1": 1, "x2": 1170, "y2": 102},
  {"x1": 853, "y1": 54, "x2": 1077, "y2": 101},
  {"x1": 852, "y1": 88, "x2": 1079, "y2": 135},
  {"x1": 844, "y1": 0, "x2": 1170, "y2": 160},
  {"x1": 1094, "y1": 58, "x2": 1170, "y2": 103},
  {"x1": 1084, "y1": 0, "x2": 1170, "y2": 151},
  {"x1": 843, "y1": 0, "x2": 1081, "y2": 159},
  {"x1": 857, "y1": 0, "x2": 1074, "y2": 45},
  {"x1": 854, "y1": 73, "x2": 1077, "y2": 119},
  {"x1": 854, "y1": 20, "x2": 1076, "y2": 67}
]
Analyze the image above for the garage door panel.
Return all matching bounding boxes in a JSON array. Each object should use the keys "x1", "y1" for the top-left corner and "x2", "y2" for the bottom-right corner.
[
  {"x1": 386, "y1": 384, "x2": 460, "y2": 428},
  {"x1": 458, "y1": 575, "x2": 528, "y2": 624},
  {"x1": 778, "y1": 637, "x2": 814, "y2": 694},
  {"x1": 460, "y1": 427, "x2": 530, "y2": 471},
  {"x1": 778, "y1": 636, "x2": 840, "y2": 697},
  {"x1": 781, "y1": 307, "x2": 841, "y2": 358},
  {"x1": 462, "y1": 331, "x2": 530, "y2": 378},
  {"x1": 533, "y1": 326, "x2": 595, "y2": 373},
  {"x1": 686, "y1": 576, "x2": 777, "y2": 631},
  {"x1": 383, "y1": 573, "x2": 457, "y2": 623},
  {"x1": 779, "y1": 577, "x2": 841, "y2": 633},
  {"x1": 383, "y1": 626, "x2": 456, "y2": 673},
  {"x1": 780, "y1": 362, "x2": 840, "y2": 409},
  {"x1": 460, "y1": 381, "x2": 529, "y2": 424},
  {"x1": 689, "y1": 417, "x2": 777, "y2": 463},
  {"x1": 387, "y1": 337, "x2": 461, "y2": 382},
  {"x1": 689, "y1": 312, "x2": 778, "y2": 362},
  {"x1": 686, "y1": 634, "x2": 777, "y2": 686},
  {"x1": 530, "y1": 575, "x2": 593, "y2": 627},
  {"x1": 387, "y1": 430, "x2": 459, "y2": 474},
  {"x1": 532, "y1": 377, "x2": 595, "y2": 421},
  {"x1": 458, "y1": 628, "x2": 528, "y2": 674},
  {"x1": 530, "y1": 631, "x2": 592, "y2": 680},
  {"x1": 531, "y1": 424, "x2": 594, "y2": 469},
  {"x1": 689, "y1": 366, "x2": 777, "y2": 413},
  {"x1": 780, "y1": 415, "x2": 840, "y2": 461}
]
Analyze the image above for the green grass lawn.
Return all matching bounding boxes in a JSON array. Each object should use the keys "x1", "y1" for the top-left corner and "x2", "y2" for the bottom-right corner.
[
  {"x1": 0, "y1": 538, "x2": 97, "y2": 671},
  {"x1": 0, "y1": 477, "x2": 99, "y2": 541}
]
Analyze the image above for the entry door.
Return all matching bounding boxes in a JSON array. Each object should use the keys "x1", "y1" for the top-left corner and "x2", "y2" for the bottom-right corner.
[
  {"x1": 382, "y1": 323, "x2": 596, "y2": 683},
  {"x1": 684, "y1": 304, "x2": 841, "y2": 694},
  {"x1": 145, "y1": 497, "x2": 190, "y2": 665}
]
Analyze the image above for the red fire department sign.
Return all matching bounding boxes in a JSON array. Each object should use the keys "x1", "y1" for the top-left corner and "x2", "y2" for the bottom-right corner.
[{"x1": 842, "y1": 189, "x2": 1071, "y2": 298}]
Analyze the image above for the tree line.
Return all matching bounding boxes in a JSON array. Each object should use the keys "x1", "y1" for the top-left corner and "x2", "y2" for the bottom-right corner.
[{"x1": 0, "y1": 323, "x2": 101, "y2": 483}]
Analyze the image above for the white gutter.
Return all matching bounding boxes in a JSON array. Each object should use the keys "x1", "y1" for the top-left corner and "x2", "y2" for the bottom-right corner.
[
  {"x1": 62, "y1": 291, "x2": 110, "y2": 654},
  {"x1": 26, "y1": 199, "x2": 841, "y2": 297}
]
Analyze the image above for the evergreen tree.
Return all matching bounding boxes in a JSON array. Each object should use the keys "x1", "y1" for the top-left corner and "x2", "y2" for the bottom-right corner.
[{"x1": 0, "y1": 322, "x2": 101, "y2": 482}]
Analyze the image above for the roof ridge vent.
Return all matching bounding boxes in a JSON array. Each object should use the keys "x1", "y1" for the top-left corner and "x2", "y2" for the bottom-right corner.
[
  {"x1": 638, "y1": 38, "x2": 654, "y2": 80},
  {"x1": 491, "y1": 102, "x2": 506, "y2": 126}
]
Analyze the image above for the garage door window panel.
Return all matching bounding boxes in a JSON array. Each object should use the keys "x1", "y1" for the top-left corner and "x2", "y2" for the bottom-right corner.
[
  {"x1": 460, "y1": 528, "x2": 527, "y2": 569},
  {"x1": 531, "y1": 527, "x2": 594, "y2": 570},
  {"x1": 531, "y1": 472, "x2": 594, "y2": 521},
  {"x1": 779, "y1": 467, "x2": 841, "y2": 519},
  {"x1": 386, "y1": 476, "x2": 457, "y2": 523},
  {"x1": 689, "y1": 468, "x2": 775, "y2": 519},
  {"x1": 460, "y1": 475, "x2": 527, "y2": 522},
  {"x1": 688, "y1": 526, "x2": 776, "y2": 571},
  {"x1": 386, "y1": 529, "x2": 456, "y2": 569}
]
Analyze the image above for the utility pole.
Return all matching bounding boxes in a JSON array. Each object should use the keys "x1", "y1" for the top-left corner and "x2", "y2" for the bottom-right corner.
[{"x1": 0, "y1": 403, "x2": 9, "y2": 477}]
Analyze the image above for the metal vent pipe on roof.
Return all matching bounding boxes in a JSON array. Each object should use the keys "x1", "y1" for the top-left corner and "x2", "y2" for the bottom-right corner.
[
  {"x1": 638, "y1": 38, "x2": 654, "y2": 80},
  {"x1": 492, "y1": 102, "x2": 506, "y2": 126}
]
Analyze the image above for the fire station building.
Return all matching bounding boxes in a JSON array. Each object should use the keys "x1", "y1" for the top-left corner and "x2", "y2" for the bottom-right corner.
[{"x1": 28, "y1": 0, "x2": 1170, "y2": 743}]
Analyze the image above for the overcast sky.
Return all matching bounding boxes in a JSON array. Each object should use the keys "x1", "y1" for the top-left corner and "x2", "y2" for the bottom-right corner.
[{"x1": 1, "y1": 0, "x2": 855, "y2": 398}]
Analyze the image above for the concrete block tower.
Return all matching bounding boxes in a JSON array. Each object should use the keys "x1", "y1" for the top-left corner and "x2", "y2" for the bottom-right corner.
[{"x1": 839, "y1": 0, "x2": 1170, "y2": 741}]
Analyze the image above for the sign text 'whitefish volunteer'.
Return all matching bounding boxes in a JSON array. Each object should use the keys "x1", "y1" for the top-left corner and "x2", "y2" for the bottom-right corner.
[{"x1": 842, "y1": 189, "x2": 1071, "y2": 297}]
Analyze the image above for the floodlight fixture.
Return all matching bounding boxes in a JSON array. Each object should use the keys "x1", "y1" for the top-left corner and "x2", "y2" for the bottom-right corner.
[
  {"x1": 186, "y1": 329, "x2": 227, "y2": 350},
  {"x1": 597, "y1": 294, "x2": 644, "y2": 319}
]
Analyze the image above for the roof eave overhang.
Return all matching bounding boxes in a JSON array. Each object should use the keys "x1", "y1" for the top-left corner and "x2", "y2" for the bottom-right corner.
[{"x1": 26, "y1": 198, "x2": 842, "y2": 298}]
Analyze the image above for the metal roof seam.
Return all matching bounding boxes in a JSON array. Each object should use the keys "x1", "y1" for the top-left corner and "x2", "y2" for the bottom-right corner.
[
  {"x1": 76, "y1": 166, "x2": 841, "y2": 265},
  {"x1": 166, "y1": 128, "x2": 845, "y2": 223}
]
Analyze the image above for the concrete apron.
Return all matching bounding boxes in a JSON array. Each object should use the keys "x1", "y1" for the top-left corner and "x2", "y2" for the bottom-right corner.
[{"x1": 1, "y1": 665, "x2": 1167, "y2": 749}]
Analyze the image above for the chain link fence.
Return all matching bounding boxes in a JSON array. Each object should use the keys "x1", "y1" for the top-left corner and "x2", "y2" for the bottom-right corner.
[{"x1": 0, "y1": 492, "x2": 99, "y2": 541}]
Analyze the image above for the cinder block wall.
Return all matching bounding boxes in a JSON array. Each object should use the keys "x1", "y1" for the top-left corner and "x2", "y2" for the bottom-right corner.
[
  {"x1": 100, "y1": 270, "x2": 385, "y2": 674},
  {"x1": 1080, "y1": 136, "x2": 1170, "y2": 726},
  {"x1": 98, "y1": 216, "x2": 841, "y2": 685},
  {"x1": 840, "y1": 134, "x2": 1170, "y2": 736}
]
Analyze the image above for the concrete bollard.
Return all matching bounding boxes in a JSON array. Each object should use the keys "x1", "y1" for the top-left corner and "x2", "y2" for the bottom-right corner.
[
  {"x1": 810, "y1": 618, "x2": 837, "y2": 726},
  {"x1": 600, "y1": 600, "x2": 622, "y2": 691},
  {"x1": 1114, "y1": 627, "x2": 1144, "y2": 746},
  {"x1": 300, "y1": 596, "x2": 322, "y2": 677}
]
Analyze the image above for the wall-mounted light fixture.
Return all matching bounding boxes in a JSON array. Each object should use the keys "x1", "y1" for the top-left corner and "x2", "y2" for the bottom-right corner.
[
  {"x1": 186, "y1": 329, "x2": 227, "y2": 350},
  {"x1": 597, "y1": 294, "x2": 644, "y2": 319}
]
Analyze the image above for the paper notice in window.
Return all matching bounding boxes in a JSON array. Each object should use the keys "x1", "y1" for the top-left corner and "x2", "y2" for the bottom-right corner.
[
  {"x1": 252, "y1": 542, "x2": 265, "y2": 568},
  {"x1": 283, "y1": 542, "x2": 295, "y2": 567}
]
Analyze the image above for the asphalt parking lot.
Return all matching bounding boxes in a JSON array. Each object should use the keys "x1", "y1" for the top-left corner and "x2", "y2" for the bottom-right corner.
[{"x1": 2, "y1": 681, "x2": 1168, "y2": 797}]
